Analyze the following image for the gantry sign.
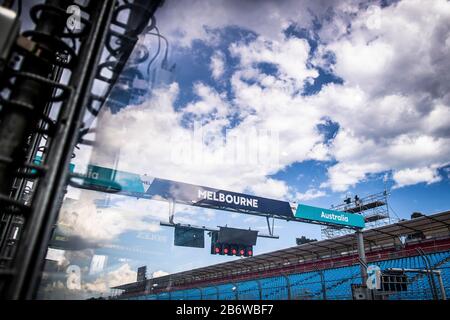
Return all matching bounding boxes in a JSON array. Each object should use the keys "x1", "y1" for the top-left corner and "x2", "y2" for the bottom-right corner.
[{"x1": 74, "y1": 164, "x2": 365, "y2": 229}]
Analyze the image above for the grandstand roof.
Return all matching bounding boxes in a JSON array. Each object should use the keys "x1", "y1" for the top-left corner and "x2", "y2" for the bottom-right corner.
[{"x1": 113, "y1": 210, "x2": 450, "y2": 291}]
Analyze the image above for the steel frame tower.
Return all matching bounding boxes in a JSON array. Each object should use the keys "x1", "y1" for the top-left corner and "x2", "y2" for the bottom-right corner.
[
  {"x1": 0, "y1": 0, "x2": 163, "y2": 299},
  {"x1": 321, "y1": 190, "x2": 394, "y2": 239}
]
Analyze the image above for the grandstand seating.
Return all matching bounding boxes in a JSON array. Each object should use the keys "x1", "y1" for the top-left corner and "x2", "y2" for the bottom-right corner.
[
  {"x1": 124, "y1": 250, "x2": 450, "y2": 300},
  {"x1": 202, "y1": 286, "x2": 219, "y2": 300},
  {"x1": 217, "y1": 283, "x2": 237, "y2": 300},
  {"x1": 236, "y1": 280, "x2": 259, "y2": 300},
  {"x1": 289, "y1": 271, "x2": 321, "y2": 300},
  {"x1": 319, "y1": 266, "x2": 360, "y2": 300}
]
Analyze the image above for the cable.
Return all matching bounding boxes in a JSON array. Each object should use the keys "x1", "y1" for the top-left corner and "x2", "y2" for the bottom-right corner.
[
  {"x1": 387, "y1": 202, "x2": 402, "y2": 221},
  {"x1": 16, "y1": 0, "x2": 21, "y2": 17},
  {"x1": 154, "y1": 27, "x2": 170, "y2": 66},
  {"x1": 87, "y1": 1, "x2": 163, "y2": 120},
  {"x1": 146, "y1": 26, "x2": 162, "y2": 77}
]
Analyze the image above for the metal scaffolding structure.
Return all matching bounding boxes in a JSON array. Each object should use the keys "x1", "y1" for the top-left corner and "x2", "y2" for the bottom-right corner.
[
  {"x1": 0, "y1": 0, "x2": 163, "y2": 299},
  {"x1": 321, "y1": 190, "x2": 393, "y2": 239}
]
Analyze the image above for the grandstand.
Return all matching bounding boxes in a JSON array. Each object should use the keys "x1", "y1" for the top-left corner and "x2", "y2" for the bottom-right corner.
[{"x1": 112, "y1": 210, "x2": 450, "y2": 300}]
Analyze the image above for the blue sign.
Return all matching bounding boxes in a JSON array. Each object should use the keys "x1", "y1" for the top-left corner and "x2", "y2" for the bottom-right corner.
[
  {"x1": 81, "y1": 165, "x2": 294, "y2": 218},
  {"x1": 75, "y1": 164, "x2": 365, "y2": 227},
  {"x1": 294, "y1": 204, "x2": 365, "y2": 229}
]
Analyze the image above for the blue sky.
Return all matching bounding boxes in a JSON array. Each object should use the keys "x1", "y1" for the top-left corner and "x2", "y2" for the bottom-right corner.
[{"x1": 41, "y1": 0, "x2": 450, "y2": 298}]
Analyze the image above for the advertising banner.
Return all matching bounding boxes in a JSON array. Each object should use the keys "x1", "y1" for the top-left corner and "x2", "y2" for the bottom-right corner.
[{"x1": 81, "y1": 165, "x2": 294, "y2": 218}]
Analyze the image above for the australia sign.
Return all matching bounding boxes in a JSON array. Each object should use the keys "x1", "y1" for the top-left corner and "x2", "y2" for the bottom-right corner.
[{"x1": 294, "y1": 204, "x2": 365, "y2": 229}]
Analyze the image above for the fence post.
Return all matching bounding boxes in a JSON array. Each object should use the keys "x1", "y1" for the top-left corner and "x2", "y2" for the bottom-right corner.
[
  {"x1": 319, "y1": 270, "x2": 327, "y2": 300},
  {"x1": 215, "y1": 285, "x2": 219, "y2": 300},
  {"x1": 416, "y1": 248, "x2": 439, "y2": 300},
  {"x1": 197, "y1": 287, "x2": 203, "y2": 300},
  {"x1": 281, "y1": 274, "x2": 291, "y2": 300},
  {"x1": 435, "y1": 271, "x2": 447, "y2": 300},
  {"x1": 356, "y1": 230, "x2": 368, "y2": 285},
  {"x1": 255, "y1": 279, "x2": 263, "y2": 300}
]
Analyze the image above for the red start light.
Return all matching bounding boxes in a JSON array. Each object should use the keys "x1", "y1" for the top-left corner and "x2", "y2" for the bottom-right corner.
[
  {"x1": 248, "y1": 250, "x2": 253, "y2": 256},
  {"x1": 240, "y1": 249, "x2": 245, "y2": 255},
  {"x1": 223, "y1": 248, "x2": 229, "y2": 254},
  {"x1": 232, "y1": 249, "x2": 237, "y2": 255},
  {"x1": 215, "y1": 247, "x2": 220, "y2": 253}
]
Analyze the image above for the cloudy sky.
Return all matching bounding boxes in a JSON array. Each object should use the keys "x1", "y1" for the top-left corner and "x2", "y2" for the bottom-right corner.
[{"x1": 41, "y1": 0, "x2": 450, "y2": 298}]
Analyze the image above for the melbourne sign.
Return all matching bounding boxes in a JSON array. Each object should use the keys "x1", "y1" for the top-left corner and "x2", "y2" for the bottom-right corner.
[
  {"x1": 198, "y1": 190, "x2": 259, "y2": 208},
  {"x1": 294, "y1": 204, "x2": 365, "y2": 229},
  {"x1": 76, "y1": 164, "x2": 364, "y2": 227},
  {"x1": 81, "y1": 165, "x2": 293, "y2": 218}
]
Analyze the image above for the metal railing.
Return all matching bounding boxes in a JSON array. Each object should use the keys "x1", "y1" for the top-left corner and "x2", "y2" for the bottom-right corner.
[
  {"x1": 154, "y1": 240, "x2": 450, "y2": 292},
  {"x1": 115, "y1": 250, "x2": 450, "y2": 300},
  {"x1": 120, "y1": 266, "x2": 450, "y2": 300}
]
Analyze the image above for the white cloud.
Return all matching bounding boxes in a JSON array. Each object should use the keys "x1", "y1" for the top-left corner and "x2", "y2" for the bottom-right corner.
[
  {"x1": 58, "y1": 189, "x2": 220, "y2": 244},
  {"x1": 156, "y1": 0, "x2": 327, "y2": 46},
  {"x1": 107, "y1": 264, "x2": 137, "y2": 287},
  {"x1": 156, "y1": 0, "x2": 381, "y2": 48},
  {"x1": 149, "y1": 0, "x2": 450, "y2": 194},
  {"x1": 393, "y1": 167, "x2": 442, "y2": 188},
  {"x1": 295, "y1": 189, "x2": 327, "y2": 201},
  {"x1": 210, "y1": 51, "x2": 225, "y2": 80},
  {"x1": 321, "y1": 128, "x2": 450, "y2": 191},
  {"x1": 230, "y1": 36, "x2": 319, "y2": 87},
  {"x1": 321, "y1": 1, "x2": 450, "y2": 102},
  {"x1": 92, "y1": 51, "x2": 326, "y2": 195},
  {"x1": 58, "y1": 195, "x2": 166, "y2": 243},
  {"x1": 93, "y1": 0, "x2": 450, "y2": 197},
  {"x1": 183, "y1": 82, "x2": 230, "y2": 117},
  {"x1": 249, "y1": 178, "x2": 289, "y2": 200},
  {"x1": 313, "y1": 0, "x2": 450, "y2": 190},
  {"x1": 84, "y1": 263, "x2": 137, "y2": 293},
  {"x1": 152, "y1": 270, "x2": 169, "y2": 278}
]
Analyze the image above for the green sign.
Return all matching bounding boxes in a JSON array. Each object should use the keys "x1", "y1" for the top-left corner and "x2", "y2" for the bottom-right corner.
[
  {"x1": 294, "y1": 204, "x2": 365, "y2": 229},
  {"x1": 82, "y1": 165, "x2": 147, "y2": 194}
]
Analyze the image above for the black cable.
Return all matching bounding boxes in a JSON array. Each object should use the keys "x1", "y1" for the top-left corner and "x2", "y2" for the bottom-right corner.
[
  {"x1": 16, "y1": 0, "x2": 21, "y2": 17},
  {"x1": 146, "y1": 26, "x2": 162, "y2": 77},
  {"x1": 153, "y1": 27, "x2": 169, "y2": 65},
  {"x1": 88, "y1": 1, "x2": 163, "y2": 119}
]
